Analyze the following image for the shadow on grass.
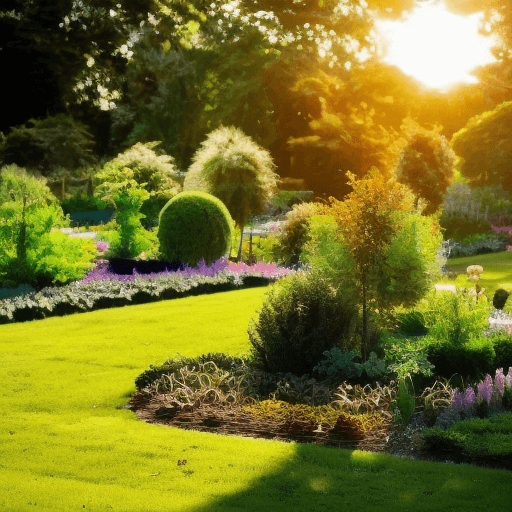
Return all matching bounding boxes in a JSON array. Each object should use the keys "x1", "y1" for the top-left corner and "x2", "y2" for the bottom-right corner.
[{"x1": 185, "y1": 441, "x2": 512, "y2": 512}]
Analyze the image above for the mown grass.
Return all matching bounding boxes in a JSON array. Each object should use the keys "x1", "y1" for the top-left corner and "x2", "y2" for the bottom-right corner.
[
  {"x1": 444, "y1": 250, "x2": 512, "y2": 298},
  {"x1": 1, "y1": 286, "x2": 512, "y2": 511}
]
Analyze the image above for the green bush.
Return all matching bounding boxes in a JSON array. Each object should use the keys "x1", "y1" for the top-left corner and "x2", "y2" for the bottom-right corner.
[
  {"x1": 489, "y1": 332, "x2": 512, "y2": 370},
  {"x1": 420, "y1": 289, "x2": 490, "y2": 346},
  {"x1": 425, "y1": 335, "x2": 495, "y2": 381},
  {"x1": 0, "y1": 114, "x2": 96, "y2": 175},
  {"x1": 248, "y1": 272, "x2": 357, "y2": 376},
  {"x1": 423, "y1": 412, "x2": 512, "y2": 470},
  {"x1": 493, "y1": 288, "x2": 511, "y2": 310},
  {"x1": 61, "y1": 190, "x2": 108, "y2": 214},
  {"x1": 0, "y1": 165, "x2": 94, "y2": 288},
  {"x1": 158, "y1": 191, "x2": 234, "y2": 266},
  {"x1": 439, "y1": 213, "x2": 491, "y2": 242},
  {"x1": 271, "y1": 202, "x2": 322, "y2": 267}
]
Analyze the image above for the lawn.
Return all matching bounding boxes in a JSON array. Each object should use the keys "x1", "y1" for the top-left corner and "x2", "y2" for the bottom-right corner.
[
  {"x1": 1, "y1": 285, "x2": 512, "y2": 511},
  {"x1": 444, "y1": 250, "x2": 512, "y2": 298}
]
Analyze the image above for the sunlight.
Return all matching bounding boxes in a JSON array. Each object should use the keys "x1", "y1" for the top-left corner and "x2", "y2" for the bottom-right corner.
[{"x1": 374, "y1": 0, "x2": 498, "y2": 91}]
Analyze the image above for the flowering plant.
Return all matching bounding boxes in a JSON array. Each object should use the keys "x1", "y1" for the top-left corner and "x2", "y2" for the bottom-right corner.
[{"x1": 435, "y1": 367, "x2": 512, "y2": 428}]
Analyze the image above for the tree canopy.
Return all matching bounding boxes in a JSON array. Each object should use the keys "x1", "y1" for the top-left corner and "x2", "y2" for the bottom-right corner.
[{"x1": 451, "y1": 100, "x2": 512, "y2": 192}]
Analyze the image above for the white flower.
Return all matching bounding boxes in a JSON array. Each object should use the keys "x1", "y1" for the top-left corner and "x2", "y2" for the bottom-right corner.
[
  {"x1": 268, "y1": 35, "x2": 278, "y2": 44},
  {"x1": 344, "y1": 61, "x2": 352, "y2": 71},
  {"x1": 86, "y1": 56, "x2": 95, "y2": 67},
  {"x1": 318, "y1": 48, "x2": 326, "y2": 58},
  {"x1": 109, "y1": 9, "x2": 116, "y2": 17}
]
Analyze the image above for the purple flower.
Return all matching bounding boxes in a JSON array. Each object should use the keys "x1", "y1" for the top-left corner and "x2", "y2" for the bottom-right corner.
[
  {"x1": 505, "y1": 368, "x2": 512, "y2": 389},
  {"x1": 462, "y1": 386, "x2": 476, "y2": 408},
  {"x1": 495, "y1": 368, "x2": 505, "y2": 396},
  {"x1": 477, "y1": 374, "x2": 493, "y2": 404},
  {"x1": 452, "y1": 389, "x2": 463, "y2": 411}
]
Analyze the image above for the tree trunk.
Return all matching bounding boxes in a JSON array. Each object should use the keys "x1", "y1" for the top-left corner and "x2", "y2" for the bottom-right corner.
[
  {"x1": 361, "y1": 280, "x2": 368, "y2": 362},
  {"x1": 236, "y1": 226, "x2": 244, "y2": 262}
]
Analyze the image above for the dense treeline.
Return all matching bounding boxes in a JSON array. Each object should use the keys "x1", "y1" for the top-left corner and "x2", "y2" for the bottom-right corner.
[{"x1": 0, "y1": 0, "x2": 511, "y2": 198}]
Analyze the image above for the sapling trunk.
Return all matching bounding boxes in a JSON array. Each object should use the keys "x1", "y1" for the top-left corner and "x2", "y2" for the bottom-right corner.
[{"x1": 236, "y1": 226, "x2": 244, "y2": 262}]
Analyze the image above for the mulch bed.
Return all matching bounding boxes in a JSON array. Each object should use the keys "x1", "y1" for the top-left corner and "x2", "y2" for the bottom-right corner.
[{"x1": 128, "y1": 391, "x2": 393, "y2": 453}]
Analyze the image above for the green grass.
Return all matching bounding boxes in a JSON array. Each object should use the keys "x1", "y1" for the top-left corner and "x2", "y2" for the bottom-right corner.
[
  {"x1": 444, "y1": 251, "x2": 512, "y2": 298},
  {"x1": 1, "y1": 287, "x2": 512, "y2": 511}
]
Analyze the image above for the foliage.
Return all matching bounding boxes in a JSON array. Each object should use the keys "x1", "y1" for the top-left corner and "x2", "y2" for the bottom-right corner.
[
  {"x1": 439, "y1": 212, "x2": 492, "y2": 242},
  {"x1": 157, "y1": 191, "x2": 234, "y2": 267},
  {"x1": 314, "y1": 348, "x2": 389, "y2": 385},
  {"x1": 420, "y1": 289, "x2": 490, "y2": 347},
  {"x1": 0, "y1": 265, "x2": 277, "y2": 325},
  {"x1": 420, "y1": 379, "x2": 456, "y2": 427},
  {"x1": 493, "y1": 289, "x2": 511, "y2": 310},
  {"x1": 94, "y1": 162, "x2": 153, "y2": 257},
  {"x1": 394, "y1": 378, "x2": 416, "y2": 428},
  {"x1": 425, "y1": 336, "x2": 496, "y2": 382},
  {"x1": 333, "y1": 381, "x2": 397, "y2": 420},
  {"x1": 489, "y1": 332, "x2": 512, "y2": 370},
  {"x1": 382, "y1": 334, "x2": 434, "y2": 383},
  {"x1": 0, "y1": 0, "x2": 157, "y2": 134},
  {"x1": 393, "y1": 119, "x2": 456, "y2": 215},
  {"x1": 0, "y1": 114, "x2": 96, "y2": 175},
  {"x1": 248, "y1": 271, "x2": 358, "y2": 376},
  {"x1": 423, "y1": 411, "x2": 512, "y2": 470},
  {"x1": 61, "y1": 190, "x2": 108, "y2": 213},
  {"x1": 451, "y1": 101, "x2": 512, "y2": 193},
  {"x1": 147, "y1": 361, "x2": 250, "y2": 410},
  {"x1": 0, "y1": 165, "x2": 81, "y2": 287},
  {"x1": 310, "y1": 168, "x2": 442, "y2": 359},
  {"x1": 270, "y1": 202, "x2": 323, "y2": 268},
  {"x1": 103, "y1": 142, "x2": 183, "y2": 226},
  {"x1": 183, "y1": 126, "x2": 277, "y2": 259},
  {"x1": 444, "y1": 237, "x2": 506, "y2": 258},
  {"x1": 135, "y1": 353, "x2": 251, "y2": 390}
]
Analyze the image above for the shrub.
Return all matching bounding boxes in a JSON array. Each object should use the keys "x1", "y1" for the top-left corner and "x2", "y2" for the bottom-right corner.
[
  {"x1": 423, "y1": 412, "x2": 512, "y2": 470},
  {"x1": 314, "y1": 348, "x2": 389, "y2": 385},
  {"x1": 0, "y1": 114, "x2": 96, "y2": 175},
  {"x1": 420, "y1": 289, "x2": 490, "y2": 346},
  {"x1": 248, "y1": 272, "x2": 357, "y2": 376},
  {"x1": 158, "y1": 191, "x2": 234, "y2": 267},
  {"x1": 425, "y1": 336, "x2": 495, "y2": 381},
  {"x1": 94, "y1": 165, "x2": 153, "y2": 258},
  {"x1": 184, "y1": 126, "x2": 278, "y2": 260},
  {"x1": 493, "y1": 288, "x2": 511, "y2": 310},
  {"x1": 439, "y1": 213, "x2": 491, "y2": 242},
  {"x1": 0, "y1": 165, "x2": 91, "y2": 288},
  {"x1": 105, "y1": 142, "x2": 183, "y2": 227},
  {"x1": 271, "y1": 202, "x2": 322, "y2": 267},
  {"x1": 490, "y1": 333, "x2": 512, "y2": 370},
  {"x1": 61, "y1": 190, "x2": 108, "y2": 214}
]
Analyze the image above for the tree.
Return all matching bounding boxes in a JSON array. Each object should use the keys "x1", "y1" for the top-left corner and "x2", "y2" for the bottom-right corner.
[
  {"x1": 451, "y1": 101, "x2": 512, "y2": 192},
  {"x1": 94, "y1": 164, "x2": 151, "y2": 258},
  {"x1": 0, "y1": 0, "x2": 157, "y2": 135},
  {"x1": 393, "y1": 119, "x2": 456, "y2": 215},
  {"x1": 183, "y1": 126, "x2": 278, "y2": 260},
  {"x1": 0, "y1": 165, "x2": 63, "y2": 266},
  {"x1": 307, "y1": 168, "x2": 442, "y2": 359},
  {"x1": 0, "y1": 165, "x2": 96, "y2": 288}
]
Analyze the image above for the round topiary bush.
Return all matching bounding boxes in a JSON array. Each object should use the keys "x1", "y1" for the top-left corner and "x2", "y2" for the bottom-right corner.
[
  {"x1": 158, "y1": 191, "x2": 234, "y2": 267},
  {"x1": 493, "y1": 288, "x2": 511, "y2": 310},
  {"x1": 248, "y1": 271, "x2": 357, "y2": 376}
]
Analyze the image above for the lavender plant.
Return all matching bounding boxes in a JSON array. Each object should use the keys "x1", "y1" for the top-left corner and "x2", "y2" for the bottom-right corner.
[{"x1": 435, "y1": 368, "x2": 512, "y2": 428}]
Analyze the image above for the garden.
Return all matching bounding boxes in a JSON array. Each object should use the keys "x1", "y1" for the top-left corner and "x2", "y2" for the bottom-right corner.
[
  {"x1": 2, "y1": 1, "x2": 512, "y2": 508},
  {"x1": 2, "y1": 120, "x2": 512, "y2": 510}
]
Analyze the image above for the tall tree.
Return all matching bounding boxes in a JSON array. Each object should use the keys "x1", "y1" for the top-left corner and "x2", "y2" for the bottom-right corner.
[
  {"x1": 393, "y1": 119, "x2": 456, "y2": 215},
  {"x1": 0, "y1": 0, "x2": 157, "y2": 133},
  {"x1": 451, "y1": 100, "x2": 512, "y2": 192}
]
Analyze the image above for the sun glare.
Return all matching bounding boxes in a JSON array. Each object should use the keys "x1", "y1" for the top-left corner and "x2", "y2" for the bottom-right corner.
[{"x1": 374, "y1": 1, "x2": 498, "y2": 91}]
